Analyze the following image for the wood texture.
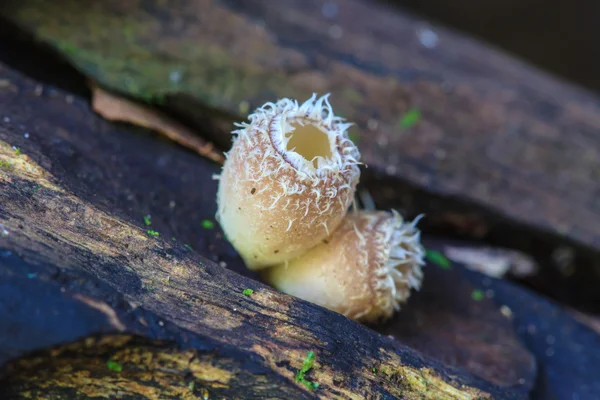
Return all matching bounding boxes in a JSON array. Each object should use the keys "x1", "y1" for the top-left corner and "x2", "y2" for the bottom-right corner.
[
  {"x1": 0, "y1": 60, "x2": 529, "y2": 398},
  {"x1": 2, "y1": 0, "x2": 600, "y2": 259},
  {"x1": 428, "y1": 245, "x2": 600, "y2": 400}
]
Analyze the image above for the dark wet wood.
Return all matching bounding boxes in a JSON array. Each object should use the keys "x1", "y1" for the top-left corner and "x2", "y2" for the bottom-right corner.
[
  {"x1": 381, "y1": 257, "x2": 536, "y2": 389},
  {"x1": 0, "y1": 61, "x2": 527, "y2": 398},
  {"x1": 433, "y1": 244, "x2": 600, "y2": 400}
]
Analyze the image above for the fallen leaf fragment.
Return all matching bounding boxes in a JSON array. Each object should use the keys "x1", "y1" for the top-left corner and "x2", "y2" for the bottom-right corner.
[
  {"x1": 90, "y1": 83, "x2": 224, "y2": 164},
  {"x1": 568, "y1": 308, "x2": 600, "y2": 335},
  {"x1": 443, "y1": 245, "x2": 538, "y2": 278}
]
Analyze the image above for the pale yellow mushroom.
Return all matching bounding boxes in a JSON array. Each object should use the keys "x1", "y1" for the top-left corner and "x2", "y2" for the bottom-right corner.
[
  {"x1": 262, "y1": 210, "x2": 426, "y2": 323},
  {"x1": 216, "y1": 94, "x2": 361, "y2": 270}
]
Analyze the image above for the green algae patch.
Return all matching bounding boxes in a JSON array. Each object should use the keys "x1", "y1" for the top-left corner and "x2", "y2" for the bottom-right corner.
[
  {"x1": 375, "y1": 349, "x2": 493, "y2": 400},
  {"x1": 3, "y1": 0, "x2": 304, "y2": 113}
]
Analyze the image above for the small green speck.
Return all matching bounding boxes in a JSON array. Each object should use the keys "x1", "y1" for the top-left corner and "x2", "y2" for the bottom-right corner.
[
  {"x1": 242, "y1": 288, "x2": 254, "y2": 296},
  {"x1": 146, "y1": 283, "x2": 154, "y2": 291},
  {"x1": 172, "y1": 237, "x2": 177, "y2": 241},
  {"x1": 14, "y1": 147, "x2": 21, "y2": 155},
  {"x1": 201, "y1": 219, "x2": 215, "y2": 229},
  {"x1": 147, "y1": 230, "x2": 159, "y2": 237},
  {"x1": 107, "y1": 360, "x2": 122, "y2": 372},
  {"x1": 143, "y1": 215, "x2": 152, "y2": 226},
  {"x1": 295, "y1": 351, "x2": 318, "y2": 390},
  {"x1": 471, "y1": 289, "x2": 485, "y2": 301},
  {"x1": 188, "y1": 381, "x2": 195, "y2": 391},
  {"x1": 398, "y1": 108, "x2": 421, "y2": 129},
  {"x1": 184, "y1": 244, "x2": 193, "y2": 251},
  {"x1": 425, "y1": 249, "x2": 451, "y2": 269},
  {"x1": 372, "y1": 367, "x2": 377, "y2": 373},
  {"x1": 342, "y1": 88, "x2": 362, "y2": 103},
  {"x1": 56, "y1": 40, "x2": 78, "y2": 55}
]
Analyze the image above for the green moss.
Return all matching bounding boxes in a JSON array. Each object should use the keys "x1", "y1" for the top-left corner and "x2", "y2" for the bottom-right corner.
[
  {"x1": 398, "y1": 108, "x2": 421, "y2": 129},
  {"x1": 295, "y1": 351, "x2": 319, "y2": 390},
  {"x1": 201, "y1": 219, "x2": 215, "y2": 229},
  {"x1": 147, "y1": 230, "x2": 159, "y2": 237},
  {"x1": 471, "y1": 289, "x2": 485, "y2": 301},
  {"x1": 106, "y1": 360, "x2": 122, "y2": 372},
  {"x1": 143, "y1": 215, "x2": 152, "y2": 226},
  {"x1": 242, "y1": 288, "x2": 254, "y2": 296},
  {"x1": 5, "y1": 1, "x2": 308, "y2": 117},
  {"x1": 425, "y1": 249, "x2": 451, "y2": 269}
]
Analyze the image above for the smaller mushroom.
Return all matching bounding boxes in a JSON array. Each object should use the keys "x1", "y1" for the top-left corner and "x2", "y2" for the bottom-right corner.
[{"x1": 262, "y1": 210, "x2": 426, "y2": 323}]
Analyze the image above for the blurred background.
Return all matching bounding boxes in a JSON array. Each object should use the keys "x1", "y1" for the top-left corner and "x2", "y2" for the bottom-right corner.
[{"x1": 388, "y1": 0, "x2": 600, "y2": 94}]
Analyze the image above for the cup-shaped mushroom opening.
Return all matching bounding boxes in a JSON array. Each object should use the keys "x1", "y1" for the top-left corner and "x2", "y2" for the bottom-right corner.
[
  {"x1": 286, "y1": 122, "x2": 334, "y2": 169},
  {"x1": 259, "y1": 94, "x2": 358, "y2": 180}
]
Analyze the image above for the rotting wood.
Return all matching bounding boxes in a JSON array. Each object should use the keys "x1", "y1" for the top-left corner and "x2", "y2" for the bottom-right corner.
[
  {"x1": 0, "y1": 62, "x2": 525, "y2": 399},
  {"x1": 3, "y1": 0, "x2": 600, "y2": 314},
  {"x1": 423, "y1": 239, "x2": 600, "y2": 400},
  {"x1": 1, "y1": 0, "x2": 600, "y2": 260}
]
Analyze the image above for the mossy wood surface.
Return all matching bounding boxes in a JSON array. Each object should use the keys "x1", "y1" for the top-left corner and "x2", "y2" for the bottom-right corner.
[
  {"x1": 2, "y1": 0, "x2": 600, "y2": 261},
  {"x1": 0, "y1": 60, "x2": 530, "y2": 398}
]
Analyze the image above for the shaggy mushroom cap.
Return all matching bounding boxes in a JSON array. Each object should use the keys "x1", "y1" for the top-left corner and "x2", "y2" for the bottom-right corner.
[
  {"x1": 216, "y1": 94, "x2": 361, "y2": 270},
  {"x1": 262, "y1": 210, "x2": 426, "y2": 322}
]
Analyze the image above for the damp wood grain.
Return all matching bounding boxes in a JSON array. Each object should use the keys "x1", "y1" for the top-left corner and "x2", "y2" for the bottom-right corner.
[
  {"x1": 0, "y1": 60, "x2": 529, "y2": 399},
  {"x1": 2, "y1": 0, "x2": 600, "y2": 260}
]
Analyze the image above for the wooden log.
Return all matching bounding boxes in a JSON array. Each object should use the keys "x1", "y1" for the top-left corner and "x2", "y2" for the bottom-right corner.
[
  {"x1": 424, "y1": 237, "x2": 600, "y2": 400},
  {"x1": 0, "y1": 59, "x2": 529, "y2": 398},
  {"x1": 3, "y1": 0, "x2": 600, "y2": 312},
  {"x1": 2, "y1": 334, "x2": 279, "y2": 400},
  {"x1": 2, "y1": 0, "x2": 599, "y2": 257}
]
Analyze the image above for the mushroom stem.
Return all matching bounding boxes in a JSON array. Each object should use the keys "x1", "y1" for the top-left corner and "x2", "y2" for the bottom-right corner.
[{"x1": 262, "y1": 210, "x2": 426, "y2": 322}]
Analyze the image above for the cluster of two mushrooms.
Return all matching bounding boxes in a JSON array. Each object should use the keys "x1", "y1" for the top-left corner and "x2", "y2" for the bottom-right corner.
[{"x1": 216, "y1": 94, "x2": 425, "y2": 323}]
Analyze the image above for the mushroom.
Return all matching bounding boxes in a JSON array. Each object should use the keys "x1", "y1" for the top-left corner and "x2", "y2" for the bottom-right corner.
[
  {"x1": 262, "y1": 210, "x2": 426, "y2": 323},
  {"x1": 216, "y1": 94, "x2": 361, "y2": 270}
]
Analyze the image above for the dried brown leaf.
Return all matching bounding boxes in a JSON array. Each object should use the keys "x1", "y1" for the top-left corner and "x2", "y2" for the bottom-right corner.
[{"x1": 90, "y1": 84, "x2": 224, "y2": 164}]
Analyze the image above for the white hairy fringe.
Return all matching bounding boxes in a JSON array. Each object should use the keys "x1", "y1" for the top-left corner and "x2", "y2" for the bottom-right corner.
[
  {"x1": 231, "y1": 93, "x2": 361, "y2": 179},
  {"x1": 370, "y1": 211, "x2": 426, "y2": 317}
]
